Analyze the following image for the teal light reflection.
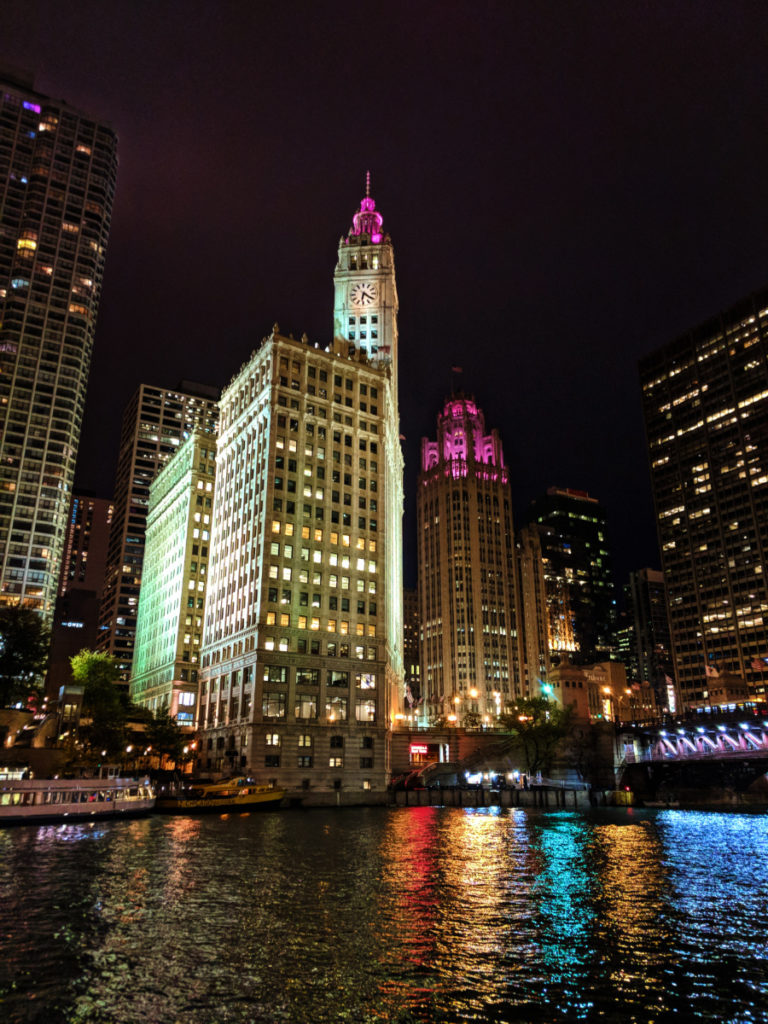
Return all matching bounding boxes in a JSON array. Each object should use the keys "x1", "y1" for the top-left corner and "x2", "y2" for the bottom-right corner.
[{"x1": 530, "y1": 813, "x2": 596, "y2": 1002}]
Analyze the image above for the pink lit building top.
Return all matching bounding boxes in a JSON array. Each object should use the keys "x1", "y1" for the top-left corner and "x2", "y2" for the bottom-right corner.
[
  {"x1": 345, "y1": 171, "x2": 385, "y2": 244},
  {"x1": 421, "y1": 395, "x2": 509, "y2": 484}
]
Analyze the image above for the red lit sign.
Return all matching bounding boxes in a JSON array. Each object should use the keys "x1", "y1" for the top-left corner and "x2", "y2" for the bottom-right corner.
[{"x1": 410, "y1": 743, "x2": 429, "y2": 755}]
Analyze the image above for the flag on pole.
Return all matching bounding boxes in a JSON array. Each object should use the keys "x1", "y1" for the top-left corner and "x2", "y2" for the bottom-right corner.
[
  {"x1": 751, "y1": 658, "x2": 766, "y2": 672},
  {"x1": 704, "y1": 663, "x2": 720, "y2": 678},
  {"x1": 451, "y1": 366, "x2": 463, "y2": 373}
]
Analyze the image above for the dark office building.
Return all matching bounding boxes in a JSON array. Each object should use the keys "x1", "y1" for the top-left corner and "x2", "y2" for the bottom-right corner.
[
  {"x1": 46, "y1": 493, "x2": 113, "y2": 697},
  {"x1": 527, "y1": 487, "x2": 617, "y2": 665},
  {"x1": 625, "y1": 568, "x2": 674, "y2": 712},
  {"x1": 403, "y1": 587, "x2": 420, "y2": 711},
  {"x1": 640, "y1": 288, "x2": 768, "y2": 706}
]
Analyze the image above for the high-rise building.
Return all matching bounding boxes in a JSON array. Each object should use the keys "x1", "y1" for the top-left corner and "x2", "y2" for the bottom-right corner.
[
  {"x1": 403, "y1": 586, "x2": 420, "y2": 712},
  {"x1": 417, "y1": 394, "x2": 525, "y2": 725},
  {"x1": 527, "y1": 488, "x2": 617, "y2": 665},
  {"x1": 58, "y1": 492, "x2": 113, "y2": 599},
  {"x1": 640, "y1": 287, "x2": 768, "y2": 706},
  {"x1": 515, "y1": 525, "x2": 552, "y2": 690},
  {"x1": 46, "y1": 492, "x2": 113, "y2": 697},
  {"x1": 625, "y1": 568, "x2": 674, "y2": 712},
  {"x1": 98, "y1": 381, "x2": 219, "y2": 678},
  {"x1": 0, "y1": 68, "x2": 118, "y2": 616},
  {"x1": 130, "y1": 431, "x2": 216, "y2": 725},
  {"x1": 197, "y1": 182, "x2": 403, "y2": 800}
]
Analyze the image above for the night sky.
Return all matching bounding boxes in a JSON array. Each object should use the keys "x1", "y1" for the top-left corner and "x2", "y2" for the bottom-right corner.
[{"x1": 5, "y1": 2, "x2": 768, "y2": 591}]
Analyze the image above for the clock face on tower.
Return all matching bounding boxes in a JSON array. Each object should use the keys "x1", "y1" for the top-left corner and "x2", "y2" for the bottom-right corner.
[{"x1": 350, "y1": 281, "x2": 377, "y2": 307}]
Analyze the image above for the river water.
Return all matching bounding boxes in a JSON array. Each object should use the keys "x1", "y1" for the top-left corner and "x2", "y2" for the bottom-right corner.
[{"x1": 1, "y1": 806, "x2": 767, "y2": 1024}]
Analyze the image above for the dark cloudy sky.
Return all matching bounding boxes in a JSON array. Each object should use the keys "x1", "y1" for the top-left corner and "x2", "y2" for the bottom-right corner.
[{"x1": 5, "y1": 1, "x2": 768, "y2": 589}]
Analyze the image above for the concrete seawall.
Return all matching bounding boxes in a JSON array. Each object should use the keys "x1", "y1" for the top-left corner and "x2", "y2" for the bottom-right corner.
[{"x1": 391, "y1": 786, "x2": 590, "y2": 809}]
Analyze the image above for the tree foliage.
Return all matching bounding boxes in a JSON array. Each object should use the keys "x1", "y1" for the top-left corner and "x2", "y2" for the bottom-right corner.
[
  {"x1": 145, "y1": 709, "x2": 187, "y2": 765},
  {"x1": 0, "y1": 604, "x2": 50, "y2": 707},
  {"x1": 564, "y1": 721, "x2": 617, "y2": 788},
  {"x1": 70, "y1": 649, "x2": 126, "y2": 756},
  {"x1": 497, "y1": 697, "x2": 574, "y2": 776}
]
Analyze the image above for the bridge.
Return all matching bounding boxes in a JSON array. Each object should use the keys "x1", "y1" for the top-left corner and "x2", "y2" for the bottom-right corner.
[{"x1": 617, "y1": 712, "x2": 768, "y2": 800}]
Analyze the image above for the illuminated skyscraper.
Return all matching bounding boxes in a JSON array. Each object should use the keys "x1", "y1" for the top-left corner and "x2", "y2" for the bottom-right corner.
[
  {"x1": 640, "y1": 288, "x2": 768, "y2": 706},
  {"x1": 0, "y1": 68, "x2": 118, "y2": 616},
  {"x1": 98, "y1": 381, "x2": 219, "y2": 678},
  {"x1": 527, "y1": 488, "x2": 617, "y2": 665},
  {"x1": 198, "y1": 183, "x2": 403, "y2": 800},
  {"x1": 417, "y1": 394, "x2": 526, "y2": 725},
  {"x1": 130, "y1": 431, "x2": 216, "y2": 725}
]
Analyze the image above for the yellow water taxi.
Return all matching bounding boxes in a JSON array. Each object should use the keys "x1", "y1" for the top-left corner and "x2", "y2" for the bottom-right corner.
[{"x1": 155, "y1": 777, "x2": 285, "y2": 814}]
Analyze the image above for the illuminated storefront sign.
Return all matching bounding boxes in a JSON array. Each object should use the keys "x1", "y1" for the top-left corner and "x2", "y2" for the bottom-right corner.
[{"x1": 409, "y1": 742, "x2": 439, "y2": 764}]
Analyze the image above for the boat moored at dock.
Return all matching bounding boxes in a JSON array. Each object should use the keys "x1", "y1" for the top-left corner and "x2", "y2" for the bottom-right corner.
[
  {"x1": 0, "y1": 775, "x2": 156, "y2": 825},
  {"x1": 155, "y1": 777, "x2": 285, "y2": 814}
]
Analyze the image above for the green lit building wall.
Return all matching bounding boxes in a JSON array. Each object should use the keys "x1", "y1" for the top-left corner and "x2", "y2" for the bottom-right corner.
[{"x1": 130, "y1": 430, "x2": 217, "y2": 724}]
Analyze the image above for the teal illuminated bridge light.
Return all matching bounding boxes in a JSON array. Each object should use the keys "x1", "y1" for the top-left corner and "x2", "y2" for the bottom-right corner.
[
  {"x1": 717, "y1": 725, "x2": 727, "y2": 732},
  {"x1": 677, "y1": 728, "x2": 685, "y2": 735},
  {"x1": 697, "y1": 727, "x2": 705, "y2": 733},
  {"x1": 659, "y1": 730, "x2": 667, "y2": 737}
]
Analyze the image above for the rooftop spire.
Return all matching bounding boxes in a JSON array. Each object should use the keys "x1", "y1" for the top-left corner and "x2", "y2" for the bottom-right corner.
[{"x1": 349, "y1": 172, "x2": 384, "y2": 243}]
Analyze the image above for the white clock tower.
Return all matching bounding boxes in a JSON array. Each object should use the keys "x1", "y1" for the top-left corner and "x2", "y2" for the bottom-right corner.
[
  {"x1": 333, "y1": 173, "x2": 399, "y2": 400},
  {"x1": 333, "y1": 175, "x2": 404, "y2": 714}
]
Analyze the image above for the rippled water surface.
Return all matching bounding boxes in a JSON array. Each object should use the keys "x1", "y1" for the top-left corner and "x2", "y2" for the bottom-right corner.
[{"x1": 1, "y1": 806, "x2": 767, "y2": 1023}]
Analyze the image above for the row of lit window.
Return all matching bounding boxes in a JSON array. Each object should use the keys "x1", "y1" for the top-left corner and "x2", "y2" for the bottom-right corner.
[
  {"x1": 266, "y1": 733, "x2": 374, "y2": 750},
  {"x1": 261, "y1": 693, "x2": 376, "y2": 722},
  {"x1": 262, "y1": 665, "x2": 376, "y2": 688},
  {"x1": 266, "y1": 597, "x2": 376, "y2": 622},
  {"x1": 263, "y1": 619, "x2": 376, "y2": 643},
  {"x1": 263, "y1": 755, "x2": 374, "y2": 769}
]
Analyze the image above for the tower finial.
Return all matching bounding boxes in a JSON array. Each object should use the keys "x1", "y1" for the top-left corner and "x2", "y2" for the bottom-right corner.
[{"x1": 348, "y1": 172, "x2": 383, "y2": 241}]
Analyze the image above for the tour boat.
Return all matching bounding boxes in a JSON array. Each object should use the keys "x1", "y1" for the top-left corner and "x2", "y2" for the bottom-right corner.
[
  {"x1": 155, "y1": 777, "x2": 286, "y2": 814},
  {"x1": 0, "y1": 775, "x2": 156, "y2": 825}
]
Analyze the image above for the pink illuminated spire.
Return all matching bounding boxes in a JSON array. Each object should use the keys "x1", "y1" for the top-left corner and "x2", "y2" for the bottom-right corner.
[{"x1": 350, "y1": 171, "x2": 384, "y2": 243}]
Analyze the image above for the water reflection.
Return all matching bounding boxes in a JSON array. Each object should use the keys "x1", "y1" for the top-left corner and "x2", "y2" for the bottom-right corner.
[
  {"x1": 592, "y1": 814, "x2": 675, "y2": 1019},
  {"x1": 655, "y1": 811, "x2": 768, "y2": 1020},
  {"x1": 0, "y1": 807, "x2": 766, "y2": 1023}
]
